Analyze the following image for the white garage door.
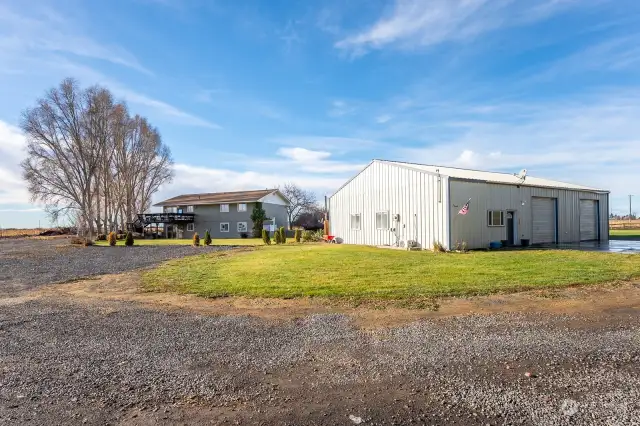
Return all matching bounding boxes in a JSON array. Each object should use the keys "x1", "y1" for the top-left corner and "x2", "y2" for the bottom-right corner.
[
  {"x1": 580, "y1": 200, "x2": 599, "y2": 241},
  {"x1": 532, "y1": 197, "x2": 556, "y2": 244}
]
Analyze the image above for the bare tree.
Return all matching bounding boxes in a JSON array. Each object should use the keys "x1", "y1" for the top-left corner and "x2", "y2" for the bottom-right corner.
[
  {"x1": 21, "y1": 78, "x2": 174, "y2": 237},
  {"x1": 279, "y1": 183, "x2": 317, "y2": 228},
  {"x1": 21, "y1": 79, "x2": 102, "y2": 237}
]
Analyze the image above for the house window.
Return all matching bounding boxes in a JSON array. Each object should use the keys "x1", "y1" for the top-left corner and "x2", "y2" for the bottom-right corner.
[
  {"x1": 350, "y1": 214, "x2": 361, "y2": 230},
  {"x1": 220, "y1": 204, "x2": 229, "y2": 213},
  {"x1": 165, "y1": 207, "x2": 177, "y2": 213},
  {"x1": 376, "y1": 211, "x2": 389, "y2": 229},
  {"x1": 237, "y1": 222, "x2": 248, "y2": 233},
  {"x1": 488, "y1": 210, "x2": 505, "y2": 227},
  {"x1": 187, "y1": 223, "x2": 194, "y2": 232},
  {"x1": 186, "y1": 205, "x2": 194, "y2": 213},
  {"x1": 220, "y1": 222, "x2": 229, "y2": 232},
  {"x1": 237, "y1": 203, "x2": 247, "y2": 212}
]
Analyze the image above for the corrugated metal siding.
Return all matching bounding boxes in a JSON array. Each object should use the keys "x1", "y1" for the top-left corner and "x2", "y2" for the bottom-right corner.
[
  {"x1": 531, "y1": 197, "x2": 557, "y2": 244},
  {"x1": 449, "y1": 180, "x2": 609, "y2": 249},
  {"x1": 329, "y1": 161, "x2": 449, "y2": 249},
  {"x1": 579, "y1": 200, "x2": 599, "y2": 241}
]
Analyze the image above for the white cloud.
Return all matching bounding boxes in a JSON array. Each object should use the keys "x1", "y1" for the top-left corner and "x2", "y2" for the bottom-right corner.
[
  {"x1": 394, "y1": 91, "x2": 640, "y2": 203},
  {"x1": 376, "y1": 114, "x2": 392, "y2": 124},
  {"x1": 0, "y1": 4, "x2": 151, "y2": 74},
  {"x1": 277, "y1": 147, "x2": 331, "y2": 162},
  {"x1": 533, "y1": 34, "x2": 640, "y2": 81},
  {"x1": 0, "y1": 208, "x2": 42, "y2": 213},
  {"x1": 0, "y1": 120, "x2": 30, "y2": 206},
  {"x1": 235, "y1": 147, "x2": 365, "y2": 174},
  {"x1": 195, "y1": 88, "x2": 288, "y2": 122},
  {"x1": 0, "y1": 4, "x2": 220, "y2": 130},
  {"x1": 328, "y1": 100, "x2": 357, "y2": 117},
  {"x1": 274, "y1": 136, "x2": 381, "y2": 153},
  {"x1": 152, "y1": 163, "x2": 349, "y2": 208},
  {"x1": 336, "y1": 0, "x2": 593, "y2": 55},
  {"x1": 21, "y1": 56, "x2": 221, "y2": 130},
  {"x1": 113, "y1": 87, "x2": 222, "y2": 130}
]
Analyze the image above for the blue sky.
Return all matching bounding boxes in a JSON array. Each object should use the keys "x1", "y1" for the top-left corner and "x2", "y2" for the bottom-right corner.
[{"x1": 1, "y1": 0, "x2": 640, "y2": 228}]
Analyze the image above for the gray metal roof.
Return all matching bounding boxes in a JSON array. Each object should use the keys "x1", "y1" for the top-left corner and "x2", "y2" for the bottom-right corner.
[
  {"x1": 154, "y1": 189, "x2": 288, "y2": 207},
  {"x1": 380, "y1": 160, "x2": 608, "y2": 192},
  {"x1": 331, "y1": 160, "x2": 608, "y2": 198}
]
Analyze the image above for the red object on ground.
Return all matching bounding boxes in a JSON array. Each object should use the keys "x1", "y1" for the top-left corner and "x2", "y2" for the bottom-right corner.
[{"x1": 324, "y1": 235, "x2": 336, "y2": 243}]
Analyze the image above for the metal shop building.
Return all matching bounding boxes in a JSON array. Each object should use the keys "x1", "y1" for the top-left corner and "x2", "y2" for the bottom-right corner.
[{"x1": 328, "y1": 160, "x2": 609, "y2": 250}]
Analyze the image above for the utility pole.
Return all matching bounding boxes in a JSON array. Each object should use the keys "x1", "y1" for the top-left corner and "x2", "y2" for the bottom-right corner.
[{"x1": 630, "y1": 195, "x2": 635, "y2": 222}]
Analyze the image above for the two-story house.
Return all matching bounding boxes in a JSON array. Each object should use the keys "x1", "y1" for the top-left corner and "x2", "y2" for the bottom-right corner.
[{"x1": 153, "y1": 189, "x2": 290, "y2": 239}]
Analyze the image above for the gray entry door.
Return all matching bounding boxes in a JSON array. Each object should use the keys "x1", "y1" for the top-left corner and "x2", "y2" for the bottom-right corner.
[
  {"x1": 532, "y1": 197, "x2": 556, "y2": 244},
  {"x1": 580, "y1": 200, "x2": 599, "y2": 241}
]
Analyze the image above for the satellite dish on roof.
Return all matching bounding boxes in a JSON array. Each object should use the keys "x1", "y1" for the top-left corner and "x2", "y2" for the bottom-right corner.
[{"x1": 515, "y1": 169, "x2": 528, "y2": 181}]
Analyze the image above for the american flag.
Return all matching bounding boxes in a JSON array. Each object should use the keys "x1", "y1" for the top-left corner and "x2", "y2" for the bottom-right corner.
[{"x1": 458, "y1": 198, "x2": 471, "y2": 215}]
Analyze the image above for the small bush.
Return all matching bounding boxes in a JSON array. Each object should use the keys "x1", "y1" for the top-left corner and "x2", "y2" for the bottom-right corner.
[
  {"x1": 204, "y1": 230, "x2": 212, "y2": 246},
  {"x1": 125, "y1": 232, "x2": 134, "y2": 247},
  {"x1": 96, "y1": 234, "x2": 107, "y2": 241},
  {"x1": 192, "y1": 232, "x2": 200, "y2": 247},
  {"x1": 294, "y1": 229, "x2": 301, "y2": 243},
  {"x1": 432, "y1": 240, "x2": 446, "y2": 252},
  {"x1": 302, "y1": 230, "x2": 323, "y2": 243},
  {"x1": 274, "y1": 229, "x2": 282, "y2": 244},
  {"x1": 240, "y1": 232, "x2": 249, "y2": 239},
  {"x1": 279, "y1": 227, "x2": 286, "y2": 244},
  {"x1": 71, "y1": 237, "x2": 93, "y2": 246},
  {"x1": 262, "y1": 229, "x2": 271, "y2": 245},
  {"x1": 107, "y1": 232, "x2": 117, "y2": 246},
  {"x1": 453, "y1": 240, "x2": 469, "y2": 253}
]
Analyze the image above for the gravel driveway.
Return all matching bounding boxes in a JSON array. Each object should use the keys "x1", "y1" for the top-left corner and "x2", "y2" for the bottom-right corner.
[
  {"x1": 1, "y1": 299, "x2": 639, "y2": 425},
  {"x1": 0, "y1": 238, "x2": 232, "y2": 296},
  {"x1": 1, "y1": 238, "x2": 639, "y2": 425}
]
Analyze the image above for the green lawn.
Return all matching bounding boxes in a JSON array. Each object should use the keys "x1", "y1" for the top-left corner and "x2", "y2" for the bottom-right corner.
[
  {"x1": 142, "y1": 244, "x2": 640, "y2": 300},
  {"x1": 610, "y1": 229, "x2": 640, "y2": 240},
  {"x1": 95, "y1": 238, "x2": 296, "y2": 246}
]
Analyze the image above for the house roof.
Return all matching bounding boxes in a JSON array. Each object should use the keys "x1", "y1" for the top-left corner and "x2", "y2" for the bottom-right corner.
[
  {"x1": 331, "y1": 160, "x2": 608, "y2": 197},
  {"x1": 154, "y1": 189, "x2": 289, "y2": 207},
  {"x1": 379, "y1": 160, "x2": 608, "y2": 192}
]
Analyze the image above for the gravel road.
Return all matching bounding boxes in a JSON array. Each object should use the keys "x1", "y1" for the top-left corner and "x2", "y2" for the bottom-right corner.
[
  {"x1": 0, "y1": 238, "x2": 232, "y2": 296},
  {"x1": 1, "y1": 238, "x2": 639, "y2": 425},
  {"x1": 1, "y1": 298, "x2": 639, "y2": 425}
]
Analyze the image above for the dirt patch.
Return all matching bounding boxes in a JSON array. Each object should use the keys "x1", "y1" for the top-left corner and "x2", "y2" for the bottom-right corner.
[{"x1": 17, "y1": 273, "x2": 640, "y2": 328}]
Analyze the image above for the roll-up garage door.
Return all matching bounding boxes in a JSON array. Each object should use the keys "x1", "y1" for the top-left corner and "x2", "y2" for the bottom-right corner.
[
  {"x1": 580, "y1": 200, "x2": 599, "y2": 241},
  {"x1": 532, "y1": 197, "x2": 556, "y2": 244}
]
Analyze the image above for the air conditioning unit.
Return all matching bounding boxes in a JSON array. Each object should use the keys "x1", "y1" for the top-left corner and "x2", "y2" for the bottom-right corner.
[{"x1": 400, "y1": 240, "x2": 420, "y2": 250}]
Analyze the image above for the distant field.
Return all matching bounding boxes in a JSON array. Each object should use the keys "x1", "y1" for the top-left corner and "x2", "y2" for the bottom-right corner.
[
  {"x1": 610, "y1": 219, "x2": 640, "y2": 230},
  {"x1": 0, "y1": 228, "x2": 43, "y2": 238},
  {"x1": 610, "y1": 229, "x2": 640, "y2": 240}
]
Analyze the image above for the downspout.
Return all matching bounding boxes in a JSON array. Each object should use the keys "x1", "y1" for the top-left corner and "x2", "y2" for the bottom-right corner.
[{"x1": 446, "y1": 177, "x2": 452, "y2": 250}]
